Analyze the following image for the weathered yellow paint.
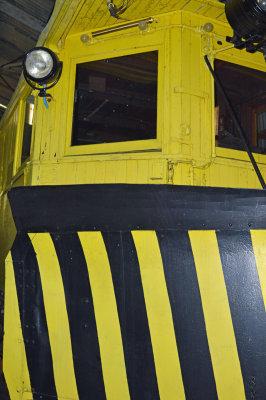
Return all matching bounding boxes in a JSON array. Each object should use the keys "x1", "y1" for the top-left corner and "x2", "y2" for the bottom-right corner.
[
  {"x1": 0, "y1": 0, "x2": 264, "y2": 221},
  {"x1": 250, "y1": 230, "x2": 266, "y2": 312},
  {"x1": 0, "y1": 0, "x2": 265, "y2": 205},
  {"x1": 189, "y1": 230, "x2": 246, "y2": 400},
  {"x1": 3, "y1": 253, "x2": 33, "y2": 400},
  {"x1": 1, "y1": 0, "x2": 266, "y2": 396},
  {"x1": 78, "y1": 232, "x2": 130, "y2": 400},
  {"x1": 132, "y1": 231, "x2": 186, "y2": 400},
  {"x1": 68, "y1": 0, "x2": 225, "y2": 34},
  {"x1": 64, "y1": 37, "x2": 165, "y2": 157},
  {"x1": 29, "y1": 233, "x2": 79, "y2": 400}
]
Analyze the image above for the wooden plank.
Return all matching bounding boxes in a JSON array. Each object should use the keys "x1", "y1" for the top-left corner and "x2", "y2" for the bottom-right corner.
[{"x1": 0, "y1": 0, "x2": 46, "y2": 31}]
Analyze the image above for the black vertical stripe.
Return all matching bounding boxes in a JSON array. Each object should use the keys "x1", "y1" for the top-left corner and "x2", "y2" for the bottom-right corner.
[
  {"x1": 217, "y1": 231, "x2": 266, "y2": 399},
  {"x1": 102, "y1": 232, "x2": 160, "y2": 400},
  {"x1": 157, "y1": 231, "x2": 218, "y2": 400},
  {"x1": 51, "y1": 233, "x2": 106, "y2": 400},
  {"x1": 11, "y1": 234, "x2": 57, "y2": 399}
]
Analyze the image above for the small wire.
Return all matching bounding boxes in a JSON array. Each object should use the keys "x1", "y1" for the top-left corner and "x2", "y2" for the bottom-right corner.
[
  {"x1": 43, "y1": 97, "x2": 49, "y2": 108},
  {"x1": 43, "y1": 84, "x2": 49, "y2": 109},
  {"x1": 107, "y1": 0, "x2": 130, "y2": 20},
  {"x1": 0, "y1": 54, "x2": 23, "y2": 69}
]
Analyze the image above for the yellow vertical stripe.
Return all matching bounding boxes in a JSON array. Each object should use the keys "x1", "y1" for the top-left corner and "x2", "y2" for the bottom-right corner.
[
  {"x1": 3, "y1": 253, "x2": 33, "y2": 400},
  {"x1": 250, "y1": 230, "x2": 266, "y2": 311},
  {"x1": 189, "y1": 230, "x2": 245, "y2": 400},
  {"x1": 132, "y1": 230, "x2": 186, "y2": 400},
  {"x1": 29, "y1": 233, "x2": 78, "y2": 400},
  {"x1": 78, "y1": 232, "x2": 130, "y2": 400}
]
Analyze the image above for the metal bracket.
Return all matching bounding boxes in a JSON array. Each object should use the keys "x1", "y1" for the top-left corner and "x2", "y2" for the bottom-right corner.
[{"x1": 226, "y1": 31, "x2": 266, "y2": 60}]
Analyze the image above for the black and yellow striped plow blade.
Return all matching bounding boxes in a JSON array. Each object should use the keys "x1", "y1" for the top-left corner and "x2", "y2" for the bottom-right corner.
[{"x1": 4, "y1": 184, "x2": 266, "y2": 400}]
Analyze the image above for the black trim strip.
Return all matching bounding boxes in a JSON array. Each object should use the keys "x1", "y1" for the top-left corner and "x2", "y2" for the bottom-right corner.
[
  {"x1": 217, "y1": 231, "x2": 266, "y2": 398},
  {"x1": 11, "y1": 234, "x2": 57, "y2": 399},
  {"x1": 102, "y1": 232, "x2": 160, "y2": 400},
  {"x1": 8, "y1": 184, "x2": 266, "y2": 233},
  {"x1": 51, "y1": 233, "x2": 106, "y2": 400},
  {"x1": 157, "y1": 231, "x2": 218, "y2": 399}
]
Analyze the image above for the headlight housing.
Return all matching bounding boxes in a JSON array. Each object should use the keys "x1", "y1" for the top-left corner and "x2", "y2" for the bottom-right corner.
[
  {"x1": 225, "y1": 0, "x2": 266, "y2": 59},
  {"x1": 23, "y1": 47, "x2": 61, "y2": 84}
]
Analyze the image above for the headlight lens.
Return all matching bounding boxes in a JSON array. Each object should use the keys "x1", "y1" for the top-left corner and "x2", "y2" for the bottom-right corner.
[
  {"x1": 23, "y1": 47, "x2": 60, "y2": 84},
  {"x1": 258, "y1": 0, "x2": 266, "y2": 11},
  {"x1": 25, "y1": 50, "x2": 53, "y2": 79}
]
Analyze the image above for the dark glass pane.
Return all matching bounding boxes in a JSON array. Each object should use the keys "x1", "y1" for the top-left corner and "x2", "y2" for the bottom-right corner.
[
  {"x1": 215, "y1": 60, "x2": 266, "y2": 154},
  {"x1": 21, "y1": 96, "x2": 34, "y2": 164},
  {"x1": 72, "y1": 51, "x2": 158, "y2": 146}
]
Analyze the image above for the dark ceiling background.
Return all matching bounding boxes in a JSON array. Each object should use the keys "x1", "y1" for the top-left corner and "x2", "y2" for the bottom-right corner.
[{"x1": 0, "y1": 0, "x2": 56, "y2": 119}]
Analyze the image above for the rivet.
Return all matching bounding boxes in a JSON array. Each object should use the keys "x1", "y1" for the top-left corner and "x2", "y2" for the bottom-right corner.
[
  {"x1": 203, "y1": 22, "x2": 214, "y2": 32},
  {"x1": 139, "y1": 21, "x2": 148, "y2": 31},
  {"x1": 80, "y1": 34, "x2": 91, "y2": 44}
]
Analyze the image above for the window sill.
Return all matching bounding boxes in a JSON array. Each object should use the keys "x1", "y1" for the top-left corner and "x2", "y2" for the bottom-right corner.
[
  {"x1": 216, "y1": 147, "x2": 266, "y2": 164},
  {"x1": 65, "y1": 138, "x2": 161, "y2": 157}
]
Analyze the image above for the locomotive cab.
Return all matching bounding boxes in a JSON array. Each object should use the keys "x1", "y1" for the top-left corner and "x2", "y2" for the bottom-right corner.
[{"x1": 0, "y1": 0, "x2": 266, "y2": 399}]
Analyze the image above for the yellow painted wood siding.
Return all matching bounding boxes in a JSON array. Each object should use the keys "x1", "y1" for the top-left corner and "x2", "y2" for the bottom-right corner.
[{"x1": 0, "y1": 4, "x2": 265, "y2": 193}]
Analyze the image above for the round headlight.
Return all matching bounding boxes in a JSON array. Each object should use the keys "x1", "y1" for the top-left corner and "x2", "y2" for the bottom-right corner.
[
  {"x1": 258, "y1": 0, "x2": 266, "y2": 11},
  {"x1": 225, "y1": 0, "x2": 266, "y2": 40},
  {"x1": 23, "y1": 47, "x2": 60, "y2": 84}
]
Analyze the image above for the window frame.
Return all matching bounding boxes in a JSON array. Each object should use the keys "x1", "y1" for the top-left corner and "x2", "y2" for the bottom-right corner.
[
  {"x1": 13, "y1": 93, "x2": 35, "y2": 175},
  {"x1": 64, "y1": 42, "x2": 165, "y2": 157},
  {"x1": 252, "y1": 104, "x2": 266, "y2": 148}
]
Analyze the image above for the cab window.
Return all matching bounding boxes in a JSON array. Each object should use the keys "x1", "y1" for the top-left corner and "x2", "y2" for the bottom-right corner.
[
  {"x1": 215, "y1": 60, "x2": 266, "y2": 154},
  {"x1": 21, "y1": 95, "x2": 34, "y2": 164},
  {"x1": 71, "y1": 51, "x2": 158, "y2": 146}
]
